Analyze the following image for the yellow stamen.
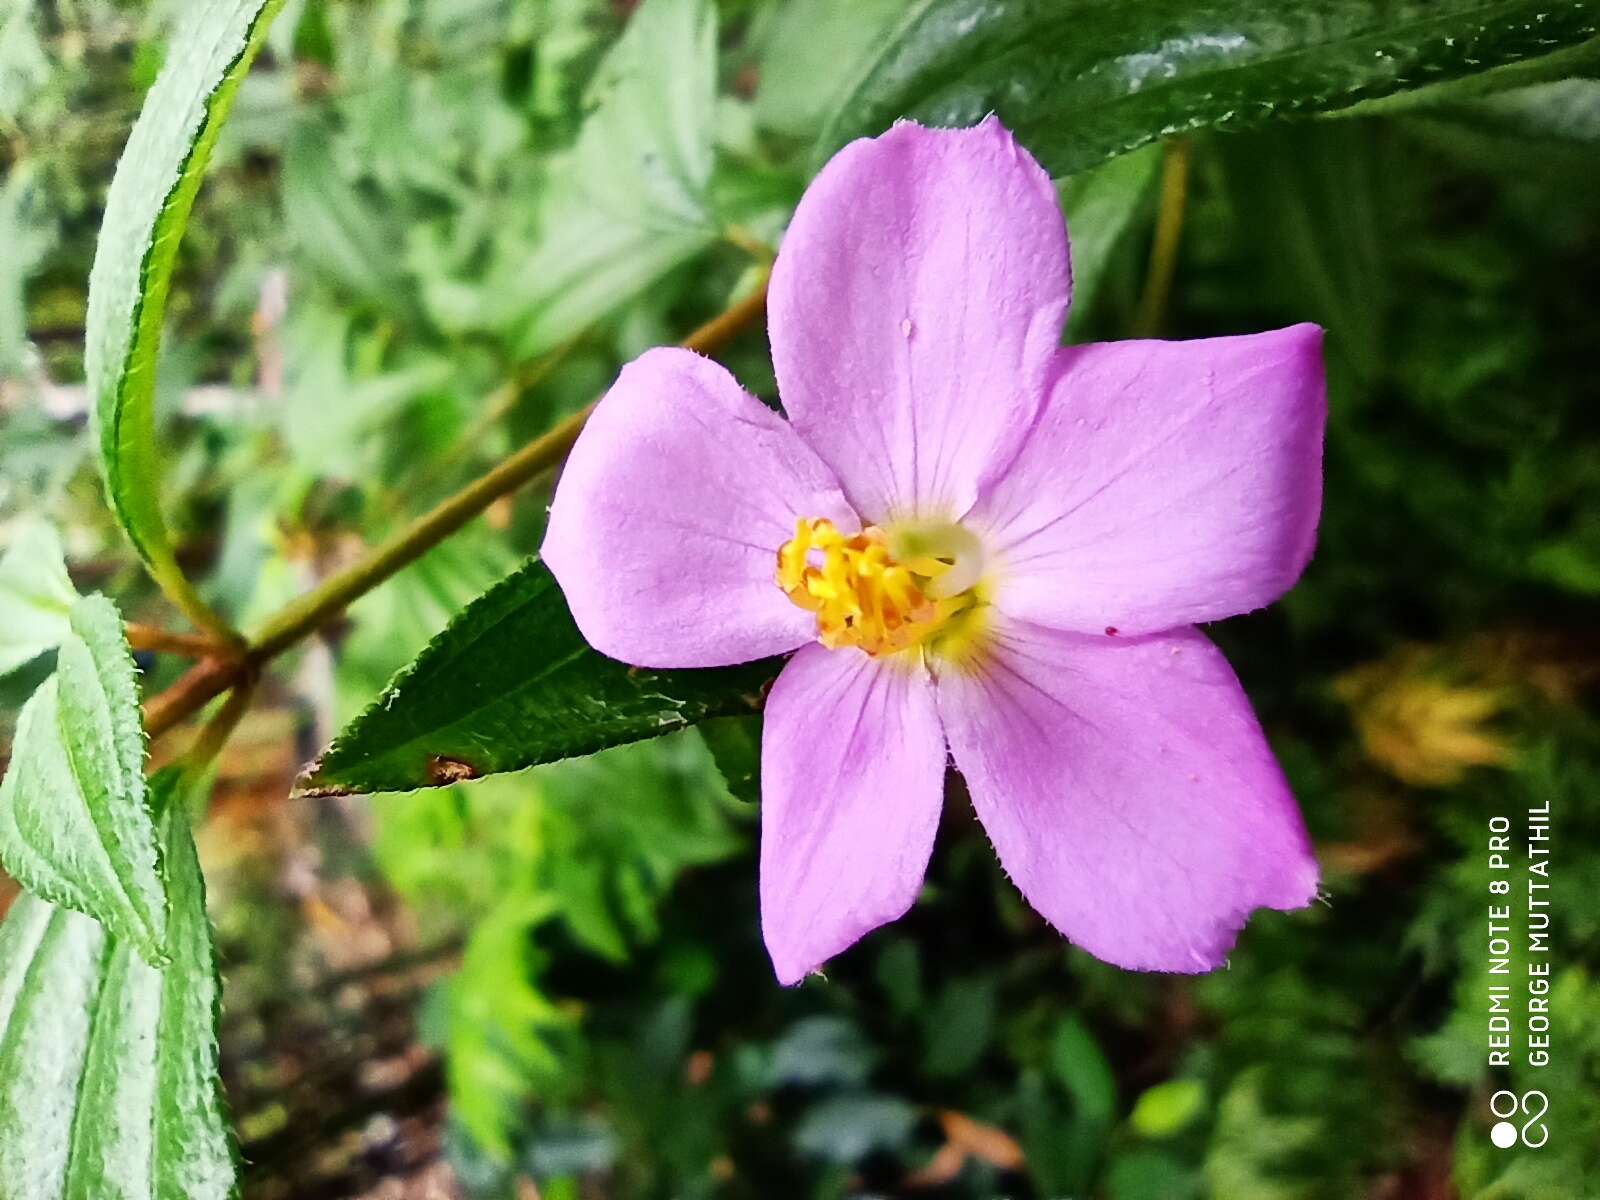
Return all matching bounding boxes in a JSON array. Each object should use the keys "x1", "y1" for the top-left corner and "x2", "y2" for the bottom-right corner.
[{"x1": 776, "y1": 517, "x2": 983, "y2": 659}]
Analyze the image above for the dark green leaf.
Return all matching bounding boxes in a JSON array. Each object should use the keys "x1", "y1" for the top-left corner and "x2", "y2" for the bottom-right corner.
[
  {"x1": 818, "y1": 1, "x2": 1600, "y2": 176},
  {"x1": 299, "y1": 557, "x2": 779, "y2": 796},
  {"x1": 0, "y1": 595, "x2": 167, "y2": 965},
  {"x1": 1217, "y1": 120, "x2": 1391, "y2": 380},
  {"x1": 1057, "y1": 144, "x2": 1163, "y2": 338},
  {"x1": 84, "y1": 0, "x2": 283, "y2": 615},
  {"x1": 1108, "y1": 1149, "x2": 1202, "y2": 1200},
  {"x1": 0, "y1": 772, "x2": 236, "y2": 1200},
  {"x1": 542, "y1": 736, "x2": 742, "y2": 960},
  {"x1": 1051, "y1": 1014, "x2": 1118, "y2": 1127},
  {"x1": 922, "y1": 974, "x2": 996, "y2": 1077},
  {"x1": 0, "y1": 519, "x2": 78, "y2": 677},
  {"x1": 698, "y1": 715, "x2": 762, "y2": 803}
]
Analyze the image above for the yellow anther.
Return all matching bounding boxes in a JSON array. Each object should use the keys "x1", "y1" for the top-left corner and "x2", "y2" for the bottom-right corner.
[{"x1": 776, "y1": 517, "x2": 979, "y2": 659}]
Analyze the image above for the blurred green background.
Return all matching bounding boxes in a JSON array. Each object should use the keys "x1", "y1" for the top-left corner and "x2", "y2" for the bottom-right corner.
[{"x1": 3, "y1": 1, "x2": 1599, "y2": 1197}]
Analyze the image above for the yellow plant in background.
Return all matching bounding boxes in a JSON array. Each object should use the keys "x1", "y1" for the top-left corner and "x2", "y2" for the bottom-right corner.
[{"x1": 1335, "y1": 649, "x2": 1513, "y2": 787}]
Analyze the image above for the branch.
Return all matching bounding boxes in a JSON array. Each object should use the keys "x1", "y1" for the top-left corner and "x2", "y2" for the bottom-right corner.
[
  {"x1": 142, "y1": 278, "x2": 770, "y2": 742},
  {"x1": 125, "y1": 621, "x2": 223, "y2": 659}
]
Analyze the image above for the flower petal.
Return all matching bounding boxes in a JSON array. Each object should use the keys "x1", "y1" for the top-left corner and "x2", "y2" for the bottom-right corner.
[
  {"x1": 544, "y1": 347, "x2": 855, "y2": 668},
  {"x1": 760, "y1": 645, "x2": 946, "y2": 984},
  {"x1": 936, "y1": 620, "x2": 1318, "y2": 972},
  {"x1": 770, "y1": 117, "x2": 1071, "y2": 524},
  {"x1": 969, "y1": 326, "x2": 1326, "y2": 635}
]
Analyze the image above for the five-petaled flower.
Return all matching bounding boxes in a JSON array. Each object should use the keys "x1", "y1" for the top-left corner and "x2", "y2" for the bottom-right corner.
[{"x1": 544, "y1": 118, "x2": 1325, "y2": 984}]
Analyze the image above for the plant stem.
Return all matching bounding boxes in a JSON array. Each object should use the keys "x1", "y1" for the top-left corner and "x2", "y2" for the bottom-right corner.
[
  {"x1": 125, "y1": 622, "x2": 222, "y2": 659},
  {"x1": 176, "y1": 673, "x2": 257, "y2": 772},
  {"x1": 1133, "y1": 137, "x2": 1193, "y2": 339},
  {"x1": 144, "y1": 655, "x2": 240, "y2": 740},
  {"x1": 142, "y1": 277, "x2": 770, "y2": 742}
]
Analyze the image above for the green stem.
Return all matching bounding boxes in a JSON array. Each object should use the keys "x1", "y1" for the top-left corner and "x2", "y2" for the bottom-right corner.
[{"x1": 248, "y1": 403, "x2": 593, "y2": 660}]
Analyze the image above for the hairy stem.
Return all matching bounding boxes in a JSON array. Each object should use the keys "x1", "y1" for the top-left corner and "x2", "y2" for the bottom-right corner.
[{"x1": 142, "y1": 277, "x2": 770, "y2": 742}]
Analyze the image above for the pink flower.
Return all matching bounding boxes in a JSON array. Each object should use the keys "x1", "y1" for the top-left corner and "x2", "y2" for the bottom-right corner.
[{"x1": 544, "y1": 118, "x2": 1325, "y2": 984}]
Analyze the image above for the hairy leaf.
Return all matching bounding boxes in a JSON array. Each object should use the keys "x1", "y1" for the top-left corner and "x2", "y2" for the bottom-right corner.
[
  {"x1": 299, "y1": 558, "x2": 779, "y2": 796},
  {"x1": 0, "y1": 519, "x2": 78, "y2": 676},
  {"x1": 84, "y1": 0, "x2": 283, "y2": 619},
  {"x1": 0, "y1": 773, "x2": 236, "y2": 1200},
  {"x1": 818, "y1": 0, "x2": 1600, "y2": 176},
  {"x1": 0, "y1": 595, "x2": 166, "y2": 964}
]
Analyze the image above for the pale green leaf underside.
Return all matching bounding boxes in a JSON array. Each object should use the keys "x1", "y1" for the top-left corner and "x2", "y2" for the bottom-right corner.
[
  {"x1": 0, "y1": 596, "x2": 166, "y2": 965},
  {"x1": 0, "y1": 519, "x2": 79, "y2": 676},
  {"x1": 819, "y1": 0, "x2": 1600, "y2": 177},
  {"x1": 0, "y1": 779, "x2": 235, "y2": 1200},
  {"x1": 84, "y1": 0, "x2": 282, "y2": 601}
]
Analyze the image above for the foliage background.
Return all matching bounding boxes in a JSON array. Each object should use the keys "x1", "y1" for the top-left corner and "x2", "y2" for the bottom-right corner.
[{"x1": 2, "y1": 0, "x2": 1598, "y2": 1197}]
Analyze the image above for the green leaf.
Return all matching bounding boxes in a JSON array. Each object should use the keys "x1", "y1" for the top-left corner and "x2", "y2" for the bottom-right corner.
[
  {"x1": 1330, "y1": 30, "x2": 1600, "y2": 117},
  {"x1": 298, "y1": 557, "x2": 779, "y2": 796},
  {"x1": 1129, "y1": 1079, "x2": 1206, "y2": 1138},
  {"x1": 0, "y1": 595, "x2": 167, "y2": 965},
  {"x1": 817, "y1": 1, "x2": 1600, "y2": 176},
  {"x1": 542, "y1": 735, "x2": 743, "y2": 960},
  {"x1": 480, "y1": 0, "x2": 720, "y2": 356},
  {"x1": 0, "y1": 773, "x2": 237, "y2": 1200},
  {"x1": 445, "y1": 897, "x2": 572, "y2": 1162},
  {"x1": 1050, "y1": 1014, "x2": 1117, "y2": 1127},
  {"x1": 84, "y1": 0, "x2": 283, "y2": 623},
  {"x1": 922, "y1": 974, "x2": 996, "y2": 1077},
  {"x1": 698, "y1": 715, "x2": 762, "y2": 803},
  {"x1": 0, "y1": 0, "x2": 50, "y2": 122},
  {"x1": 767, "y1": 1016, "x2": 878, "y2": 1088},
  {"x1": 571, "y1": 0, "x2": 716, "y2": 231},
  {"x1": 793, "y1": 1094, "x2": 919, "y2": 1164},
  {"x1": 754, "y1": 0, "x2": 909, "y2": 139},
  {"x1": 0, "y1": 166, "x2": 56, "y2": 375},
  {"x1": 0, "y1": 519, "x2": 79, "y2": 677},
  {"x1": 278, "y1": 307, "x2": 454, "y2": 480},
  {"x1": 1057, "y1": 144, "x2": 1163, "y2": 338},
  {"x1": 1445, "y1": 77, "x2": 1600, "y2": 143},
  {"x1": 280, "y1": 126, "x2": 412, "y2": 309},
  {"x1": 1216, "y1": 120, "x2": 1391, "y2": 380}
]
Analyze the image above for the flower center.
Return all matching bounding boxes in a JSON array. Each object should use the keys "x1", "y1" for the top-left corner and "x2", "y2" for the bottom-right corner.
[{"x1": 776, "y1": 517, "x2": 986, "y2": 659}]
